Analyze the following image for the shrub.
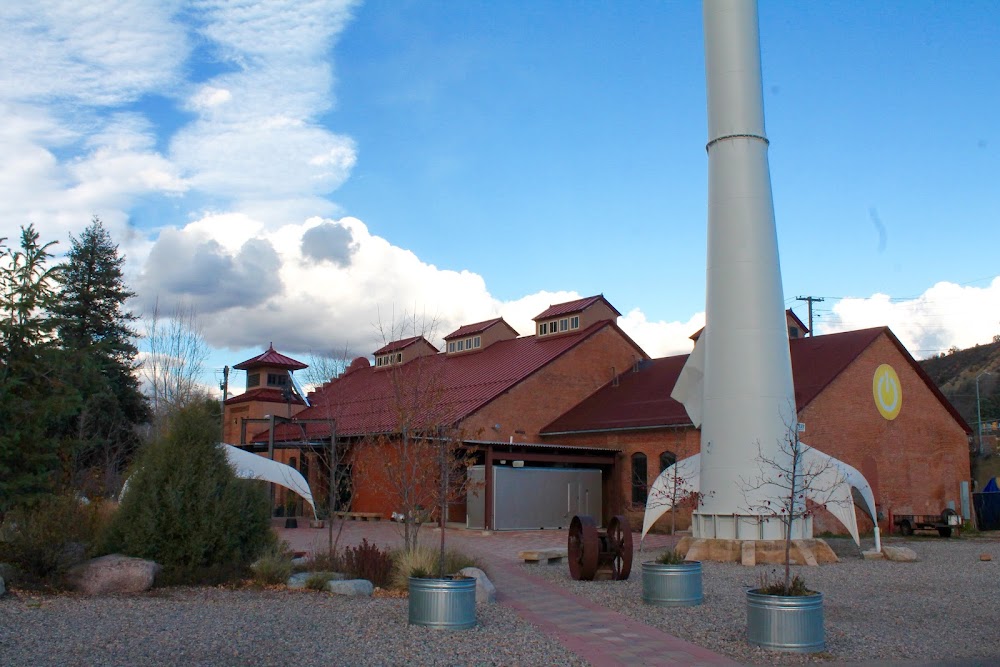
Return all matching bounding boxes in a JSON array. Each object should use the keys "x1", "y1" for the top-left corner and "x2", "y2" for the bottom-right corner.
[
  {"x1": 389, "y1": 545, "x2": 482, "y2": 589},
  {"x1": 250, "y1": 543, "x2": 293, "y2": 586},
  {"x1": 341, "y1": 539, "x2": 393, "y2": 588},
  {"x1": 99, "y1": 403, "x2": 274, "y2": 584},
  {"x1": 654, "y1": 548, "x2": 686, "y2": 565},
  {"x1": 305, "y1": 572, "x2": 332, "y2": 591},
  {"x1": 304, "y1": 547, "x2": 342, "y2": 574},
  {"x1": 390, "y1": 545, "x2": 438, "y2": 590},
  {"x1": 757, "y1": 571, "x2": 813, "y2": 596},
  {"x1": 0, "y1": 494, "x2": 112, "y2": 587}
]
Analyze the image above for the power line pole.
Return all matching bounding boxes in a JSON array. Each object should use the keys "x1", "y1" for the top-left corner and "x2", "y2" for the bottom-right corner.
[{"x1": 795, "y1": 296, "x2": 825, "y2": 336}]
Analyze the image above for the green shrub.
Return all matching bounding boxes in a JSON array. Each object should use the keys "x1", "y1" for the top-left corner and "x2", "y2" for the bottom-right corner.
[
  {"x1": 654, "y1": 548, "x2": 686, "y2": 565},
  {"x1": 341, "y1": 539, "x2": 392, "y2": 588},
  {"x1": 99, "y1": 403, "x2": 274, "y2": 584},
  {"x1": 305, "y1": 572, "x2": 332, "y2": 591},
  {"x1": 250, "y1": 543, "x2": 293, "y2": 586},
  {"x1": 0, "y1": 494, "x2": 111, "y2": 586}
]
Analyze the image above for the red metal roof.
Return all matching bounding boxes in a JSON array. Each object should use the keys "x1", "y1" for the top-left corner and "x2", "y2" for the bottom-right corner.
[
  {"x1": 533, "y1": 295, "x2": 621, "y2": 321},
  {"x1": 443, "y1": 317, "x2": 516, "y2": 341},
  {"x1": 224, "y1": 387, "x2": 305, "y2": 406},
  {"x1": 542, "y1": 327, "x2": 970, "y2": 434},
  {"x1": 255, "y1": 320, "x2": 646, "y2": 443},
  {"x1": 373, "y1": 336, "x2": 428, "y2": 355},
  {"x1": 233, "y1": 344, "x2": 307, "y2": 371}
]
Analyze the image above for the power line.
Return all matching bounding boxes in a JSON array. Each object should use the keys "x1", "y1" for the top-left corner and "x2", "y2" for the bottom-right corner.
[{"x1": 794, "y1": 296, "x2": 824, "y2": 336}]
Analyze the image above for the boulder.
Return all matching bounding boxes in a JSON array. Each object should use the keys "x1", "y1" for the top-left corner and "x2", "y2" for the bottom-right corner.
[
  {"x1": 862, "y1": 549, "x2": 885, "y2": 560},
  {"x1": 287, "y1": 571, "x2": 345, "y2": 589},
  {"x1": 459, "y1": 567, "x2": 496, "y2": 604},
  {"x1": 882, "y1": 545, "x2": 919, "y2": 563},
  {"x1": 326, "y1": 579, "x2": 373, "y2": 596},
  {"x1": 980, "y1": 553, "x2": 992, "y2": 562},
  {"x1": 66, "y1": 554, "x2": 160, "y2": 595}
]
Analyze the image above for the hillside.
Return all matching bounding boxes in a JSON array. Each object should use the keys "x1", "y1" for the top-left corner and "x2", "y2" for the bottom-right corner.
[{"x1": 919, "y1": 338, "x2": 1000, "y2": 486}]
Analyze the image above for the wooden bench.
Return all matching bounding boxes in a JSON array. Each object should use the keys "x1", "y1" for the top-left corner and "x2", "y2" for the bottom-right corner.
[
  {"x1": 333, "y1": 511, "x2": 383, "y2": 522},
  {"x1": 518, "y1": 549, "x2": 567, "y2": 565}
]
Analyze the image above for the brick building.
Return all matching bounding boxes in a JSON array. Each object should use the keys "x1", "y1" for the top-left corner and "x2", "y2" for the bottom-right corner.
[{"x1": 222, "y1": 296, "x2": 971, "y2": 535}]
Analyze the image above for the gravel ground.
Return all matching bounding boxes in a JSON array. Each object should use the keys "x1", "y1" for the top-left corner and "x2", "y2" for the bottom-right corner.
[
  {"x1": 526, "y1": 535, "x2": 1000, "y2": 665},
  {"x1": 1, "y1": 535, "x2": 997, "y2": 666},
  {"x1": 0, "y1": 587, "x2": 585, "y2": 667}
]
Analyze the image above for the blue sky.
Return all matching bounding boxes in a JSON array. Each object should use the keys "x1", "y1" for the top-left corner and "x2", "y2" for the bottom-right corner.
[{"x1": 2, "y1": 1, "x2": 998, "y2": 394}]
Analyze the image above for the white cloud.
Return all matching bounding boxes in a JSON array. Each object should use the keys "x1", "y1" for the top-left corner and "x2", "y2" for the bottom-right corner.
[
  {"x1": 0, "y1": 0, "x2": 188, "y2": 107},
  {"x1": 820, "y1": 278, "x2": 1000, "y2": 358},
  {"x1": 619, "y1": 308, "x2": 703, "y2": 358}
]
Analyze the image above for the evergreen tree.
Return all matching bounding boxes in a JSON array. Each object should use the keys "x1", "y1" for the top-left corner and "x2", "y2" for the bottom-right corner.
[
  {"x1": 0, "y1": 226, "x2": 79, "y2": 515},
  {"x1": 53, "y1": 217, "x2": 149, "y2": 495}
]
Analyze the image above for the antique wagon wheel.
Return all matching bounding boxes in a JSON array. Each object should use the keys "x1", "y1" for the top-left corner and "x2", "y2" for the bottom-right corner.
[
  {"x1": 568, "y1": 515, "x2": 600, "y2": 581},
  {"x1": 605, "y1": 514, "x2": 633, "y2": 580}
]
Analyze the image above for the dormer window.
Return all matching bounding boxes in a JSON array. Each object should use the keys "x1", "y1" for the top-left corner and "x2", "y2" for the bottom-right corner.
[
  {"x1": 538, "y1": 316, "x2": 580, "y2": 337},
  {"x1": 447, "y1": 335, "x2": 481, "y2": 354},
  {"x1": 375, "y1": 352, "x2": 404, "y2": 367}
]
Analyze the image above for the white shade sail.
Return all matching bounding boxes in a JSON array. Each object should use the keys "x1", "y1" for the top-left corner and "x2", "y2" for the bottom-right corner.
[{"x1": 222, "y1": 444, "x2": 317, "y2": 519}]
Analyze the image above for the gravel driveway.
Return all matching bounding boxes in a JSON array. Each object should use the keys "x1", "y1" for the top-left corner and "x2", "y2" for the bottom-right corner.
[{"x1": 1, "y1": 529, "x2": 997, "y2": 666}]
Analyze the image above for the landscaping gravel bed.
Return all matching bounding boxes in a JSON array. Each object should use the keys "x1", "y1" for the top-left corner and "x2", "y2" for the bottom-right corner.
[
  {"x1": 525, "y1": 536, "x2": 1000, "y2": 665},
  {"x1": 0, "y1": 586, "x2": 585, "y2": 667}
]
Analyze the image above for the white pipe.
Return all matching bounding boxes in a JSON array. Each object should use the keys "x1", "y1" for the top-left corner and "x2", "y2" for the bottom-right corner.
[{"x1": 696, "y1": 0, "x2": 798, "y2": 538}]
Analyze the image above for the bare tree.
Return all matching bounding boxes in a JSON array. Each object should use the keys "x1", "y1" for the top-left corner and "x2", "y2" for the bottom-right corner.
[
  {"x1": 741, "y1": 413, "x2": 847, "y2": 593},
  {"x1": 142, "y1": 298, "x2": 210, "y2": 429},
  {"x1": 368, "y1": 309, "x2": 476, "y2": 554}
]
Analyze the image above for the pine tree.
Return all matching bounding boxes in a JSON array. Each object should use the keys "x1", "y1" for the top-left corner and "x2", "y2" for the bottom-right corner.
[
  {"x1": 0, "y1": 226, "x2": 79, "y2": 515},
  {"x1": 53, "y1": 217, "x2": 149, "y2": 495}
]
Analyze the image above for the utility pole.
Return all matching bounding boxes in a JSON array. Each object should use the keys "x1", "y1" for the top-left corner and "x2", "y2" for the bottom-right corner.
[{"x1": 795, "y1": 296, "x2": 825, "y2": 336}]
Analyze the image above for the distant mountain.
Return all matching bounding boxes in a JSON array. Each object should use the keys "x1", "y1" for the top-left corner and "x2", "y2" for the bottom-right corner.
[{"x1": 919, "y1": 338, "x2": 1000, "y2": 485}]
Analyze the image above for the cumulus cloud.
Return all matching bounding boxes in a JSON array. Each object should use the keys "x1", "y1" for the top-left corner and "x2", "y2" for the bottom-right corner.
[
  {"x1": 301, "y1": 221, "x2": 356, "y2": 266},
  {"x1": 819, "y1": 277, "x2": 1000, "y2": 358},
  {"x1": 139, "y1": 226, "x2": 282, "y2": 313}
]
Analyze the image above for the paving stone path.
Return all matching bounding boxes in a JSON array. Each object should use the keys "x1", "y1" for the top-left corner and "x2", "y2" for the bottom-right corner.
[{"x1": 278, "y1": 522, "x2": 739, "y2": 666}]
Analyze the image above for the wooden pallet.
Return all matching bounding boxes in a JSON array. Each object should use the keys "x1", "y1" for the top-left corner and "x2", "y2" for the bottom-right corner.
[
  {"x1": 333, "y1": 511, "x2": 383, "y2": 522},
  {"x1": 518, "y1": 549, "x2": 567, "y2": 565}
]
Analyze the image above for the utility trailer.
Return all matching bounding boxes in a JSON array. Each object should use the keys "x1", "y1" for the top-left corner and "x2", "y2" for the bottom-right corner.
[{"x1": 893, "y1": 508, "x2": 961, "y2": 537}]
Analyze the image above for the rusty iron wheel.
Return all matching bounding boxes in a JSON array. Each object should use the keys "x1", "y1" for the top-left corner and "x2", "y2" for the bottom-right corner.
[
  {"x1": 568, "y1": 515, "x2": 600, "y2": 580},
  {"x1": 606, "y1": 514, "x2": 633, "y2": 580}
]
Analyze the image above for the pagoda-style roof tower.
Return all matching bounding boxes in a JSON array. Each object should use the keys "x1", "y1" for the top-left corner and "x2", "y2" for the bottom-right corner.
[{"x1": 223, "y1": 344, "x2": 309, "y2": 444}]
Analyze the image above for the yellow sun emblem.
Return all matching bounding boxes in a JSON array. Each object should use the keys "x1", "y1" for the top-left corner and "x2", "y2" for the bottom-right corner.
[{"x1": 872, "y1": 364, "x2": 902, "y2": 420}]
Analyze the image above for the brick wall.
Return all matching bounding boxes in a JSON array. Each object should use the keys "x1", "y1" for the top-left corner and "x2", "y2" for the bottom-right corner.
[{"x1": 547, "y1": 332, "x2": 971, "y2": 537}]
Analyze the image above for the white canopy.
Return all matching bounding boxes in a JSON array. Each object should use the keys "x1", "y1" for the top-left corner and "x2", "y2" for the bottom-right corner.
[
  {"x1": 222, "y1": 444, "x2": 318, "y2": 519},
  {"x1": 640, "y1": 447, "x2": 879, "y2": 548},
  {"x1": 800, "y1": 444, "x2": 878, "y2": 547},
  {"x1": 640, "y1": 454, "x2": 701, "y2": 544}
]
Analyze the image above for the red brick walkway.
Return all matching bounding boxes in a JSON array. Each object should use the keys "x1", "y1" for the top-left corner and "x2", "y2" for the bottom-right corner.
[{"x1": 278, "y1": 522, "x2": 740, "y2": 666}]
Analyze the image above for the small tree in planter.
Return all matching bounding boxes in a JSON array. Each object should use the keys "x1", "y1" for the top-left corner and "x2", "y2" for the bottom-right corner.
[
  {"x1": 365, "y1": 311, "x2": 480, "y2": 628},
  {"x1": 740, "y1": 416, "x2": 849, "y2": 653}
]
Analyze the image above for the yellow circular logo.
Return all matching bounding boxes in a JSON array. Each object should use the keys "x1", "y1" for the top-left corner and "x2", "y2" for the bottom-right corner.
[{"x1": 873, "y1": 364, "x2": 902, "y2": 420}]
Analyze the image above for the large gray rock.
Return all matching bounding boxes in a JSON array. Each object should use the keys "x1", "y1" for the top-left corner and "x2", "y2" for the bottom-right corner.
[
  {"x1": 66, "y1": 554, "x2": 160, "y2": 595},
  {"x1": 287, "y1": 571, "x2": 345, "y2": 589},
  {"x1": 325, "y1": 579, "x2": 373, "y2": 596},
  {"x1": 882, "y1": 545, "x2": 919, "y2": 562},
  {"x1": 459, "y1": 567, "x2": 496, "y2": 604}
]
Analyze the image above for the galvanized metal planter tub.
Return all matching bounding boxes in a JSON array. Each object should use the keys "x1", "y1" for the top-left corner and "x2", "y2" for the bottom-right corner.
[
  {"x1": 746, "y1": 588, "x2": 824, "y2": 653},
  {"x1": 641, "y1": 560, "x2": 702, "y2": 607},
  {"x1": 408, "y1": 576, "x2": 477, "y2": 630}
]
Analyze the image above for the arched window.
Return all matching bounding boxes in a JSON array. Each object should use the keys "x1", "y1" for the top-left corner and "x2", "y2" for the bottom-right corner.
[
  {"x1": 631, "y1": 452, "x2": 648, "y2": 505},
  {"x1": 660, "y1": 451, "x2": 677, "y2": 473}
]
